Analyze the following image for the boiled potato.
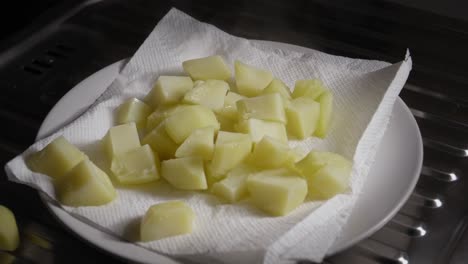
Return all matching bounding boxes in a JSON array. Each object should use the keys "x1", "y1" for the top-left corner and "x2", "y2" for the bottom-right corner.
[
  {"x1": 236, "y1": 118, "x2": 288, "y2": 143},
  {"x1": 262, "y1": 78, "x2": 291, "y2": 104},
  {"x1": 216, "y1": 91, "x2": 244, "y2": 120},
  {"x1": 55, "y1": 159, "x2": 116, "y2": 206},
  {"x1": 161, "y1": 157, "x2": 207, "y2": 190},
  {"x1": 111, "y1": 145, "x2": 160, "y2": 185},
  {"x1": 285, "y1": 97, "x2": 320, "y2": 139},
  {"x1": 183, "y1": 80, "x2": 229, "y2": 111},
  {"x1": 146, "y1": 104, "x2": 192, "y2": 132},
  {"x1": 249, "y1": 136, "x2": 295, "y2": 169},
  {"x1": 211, "y1": 164, "x2": 258, "y2": 203},
  {"x1": 183, "y1": 55, "x2": 231, "y2": 80},
  {"x1": 216, "y1": 113, "x2": 237, "y2": 132},
  {"x1": 0, "y1": 205, "x2": 19, "y2": 251},
  {"x1": 27, "y1": 136, "x2": 86, "y2": 179},
  {"x1": 237, "y1": 93, "x2": 286, "y2": 123},
  {"x1": 142, "y1": 121, "x2": 178, "y2": 160},
  {"x1": 235, "y1": 61, "x2": 273, "y2": 97},
  {"x1": 247, "y1": 172, "x2": 307, "y2": 216},
  {"x1": 164, "y1": 105, "x2": 219, "y2": 144},
  {"x1": 210, "y1": 131, "x2": 252, "y2": 177},
  {"x1": 116, "y1": 98, "x2": 151, "y2": 130},
  {"x1": 292, "y1": 79, "x2": 325, "y2": 100},
  {"x1": 175, "y1": 126, "x2": 215, "y2": 160},
  {"x1": 144, "y1": 76, "x2": 193, "y2": 107},
  {"x1": 140, "y1": 201, "x2": 195, "y2": 242},
  {"x1": 314, "y1": 91, "x2": 333, "y2": 138},
  {"x1": 102, "y1": 123, "x2": 140, "y2": 161}
]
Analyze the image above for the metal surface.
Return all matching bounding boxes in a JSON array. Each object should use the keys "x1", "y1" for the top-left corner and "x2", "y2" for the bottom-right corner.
[{"x1": 0, "y1": 0, "x2": 467, "y2": 263}]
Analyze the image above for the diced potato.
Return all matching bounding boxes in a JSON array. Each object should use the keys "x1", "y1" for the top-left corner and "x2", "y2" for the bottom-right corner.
[
  {"x1": 314, "y1": 91, "x2": 333, "y2": 138},
  {"x1": 164, "y1": 105, "x2": 219, "y2": 144},
  {"x1": 116, "y1": 98, "x2": 151, "y2": 130},
  {"x1": 235, "y1": 61, "x2": 273, "y2": 97},
  {"x1": 27, "y1": 136, "x2": 86, "y2": 179},
  {"x1": 183, "y1": 80, "x2": 229, "y2": 111},
  {"x1": 236, "y1": 118, "x2": 288, "y2": 143},
  {"x1": 262, "y1": 78, "x2": 291, "y2": 104},
  {"x1": 0, "y1": 205, "x2": 19, "y2": 251},
  {"x1": 161, "y1": 157, "x2": 207, "y2": 190},
  {"x1": 102, "y1": 123, "x2": 140, "y2": 162},
  {"x1": 237, "y1": 93, "x2": 286, "y2": 123},
  {"x1": 210, "y1": 131, "x2": 252, "y2": 177},
  {"x1": 142, "y1": 122, "x2": 178, "y2": 160},
  {"x1": 247, "y1": 172, "x2": 307, "y2": 216},
  {"x1": 216, "y1": 91, "x2": 244, "y2": 120},
  {"x1": 146, "y1": 104, "x2": 192, "y2": 132},
  {"x1": 204, "y1": 161, "x2": 222, "y2": 187},
  {"x1": 144, "y1": 76, "x2": 193, "y2": 107},
  {"x1": 292, "y1": 79, "x2": 325, "y2": 100},
  {"x1": 211, "y1": 164, "x2": 257, "y2": 203},
  {"x1": 285, "y1": 97, "x2": 320, "y2": 139},
  {"x1": 296, "y1": 151, "x2": 351, "y2": 176},
  {"x1": 111, "y1": 145, "x2": 160, "y2": 185},
  {"x1": 55, "y1": 159, "x2": 116, "y2": 206},
  {"x1": 140, "y1": 201, "x2": 195, "y2": 242},
  {"x1": 175, "y1": 127, "x2": 215, "y2": 160},
  {"x1": 216, "y1": 114, "x2": 237, "y2": 132},
  {"x1": 182, "y1": 55, "x2": 231, "y2": 81},
  {"x1": 249, "y1": 136, "x2": 295, "y2": 169}
]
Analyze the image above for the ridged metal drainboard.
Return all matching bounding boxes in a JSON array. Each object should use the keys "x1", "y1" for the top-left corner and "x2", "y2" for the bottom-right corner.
[{"x1": 0, "y1": 0, "x2": 467, "y2": 263}]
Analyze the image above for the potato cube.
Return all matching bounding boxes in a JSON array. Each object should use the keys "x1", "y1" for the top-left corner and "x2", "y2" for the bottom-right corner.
[
  {"x1": 237, "y1": 93, "x2": 286, "y2": 123},
  {"x1": 164, "y1": 105, "x2": 219, "y2": 144},
  {"x1": 142, "y1": 122, "x2": 178, "y2": 160},
  {"x1": 262, "y1": 78, "x2": 291, "y2": 104},
  {"x1": 249, "y1": 136, "x2": 295, "y2": 169},
  {"x1": 210, "y1": 131, "x2": 252, "y2": 177},
  {"x1": 144, "y1": 76, "x2": 193, "y2": 107},
  {"x1": 285, "y1": 97, "x2": 320, "y2": 139},
  {"x1": 55, "y1": 159, "x2": 116, "y2": 206},
  {"x1": 247, "y1": 172, "x2": 307, "y2": 216},
  {"x1": 0, "y1": 206, "x2": 19, "y2": 251},
  {"x1": 314, "y1": 91, "x2": 333, "y2": 138},
  {"x1": 116, "y1": 98, "x2": 151, "y2": 130},
  {"x1": 111, "y1": 145, "x2": 160, "y2": 185},
  {"x1": 211, "y1": 165, "x2": 258, "y2": 203},
  {"x1": 146, "y1": 104, "x2": 192, "y2": 132},
  {"x1": 161, "y1": 157, "x2": 207, "y2": 190},
  {"x1": 140, "y1": 201, "x2": 195, "y2": 242},
  {"x1": 175, "y1": 127, "x2": 215, "y2": 160},
  {"x1": 236, "y1": 118, "x2": 288, "y2": 143},
  {"x1": 216, "y1": 91, "x2": 244, "y2": 120},
  {"x1": 216, "y1": 114, "x2": 237, "y2": 132},
  {"x1": 27, "y1": 136, "x2": 86, "y2": 179},
  {"x1": 292, "y1": 79, "x2": 325, "y2": 100},
  {"x1": 296, "y1": 151, "x2": 351, "y2": 176},
  {"x1": 182, "y1": 55, "x2": 231, "y2": 80},
  {"x1": 183, "y1": 80, "x2": 229, "y2": 111},
  {"x1": 235, "y1": 61, "x2": 273, "y2": 97},
  {"x1": 102, "y1": 123, "x2": 140, "y2": 161}
]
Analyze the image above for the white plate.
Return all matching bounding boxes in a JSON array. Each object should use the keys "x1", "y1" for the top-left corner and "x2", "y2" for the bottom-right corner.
[{"x1": 37, "y1": 42, "x2": 423, "y2": 263}]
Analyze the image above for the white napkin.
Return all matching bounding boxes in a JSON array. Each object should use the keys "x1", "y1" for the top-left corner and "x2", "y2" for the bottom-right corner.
[{"x1": 5, "y1": 8, "x2": 412, "y2": 264}]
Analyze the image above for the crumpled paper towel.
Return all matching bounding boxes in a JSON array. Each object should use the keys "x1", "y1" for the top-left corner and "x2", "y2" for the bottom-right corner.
[{"x1": 5, "y1": 8, "x2": 411, "y2": 264}]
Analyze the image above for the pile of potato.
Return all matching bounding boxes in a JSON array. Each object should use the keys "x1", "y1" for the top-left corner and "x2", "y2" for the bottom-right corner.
[{"x1": 27, "y1": 56, "x2": 352, "y2": 242}]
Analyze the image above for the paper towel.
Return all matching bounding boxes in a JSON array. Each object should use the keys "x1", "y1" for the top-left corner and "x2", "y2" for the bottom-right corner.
[{"x1": 5, "y1": 8, "x2": 412, "y2": 264}]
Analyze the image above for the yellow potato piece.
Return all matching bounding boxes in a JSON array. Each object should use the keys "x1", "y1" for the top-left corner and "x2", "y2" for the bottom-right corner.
[
  {"x1": 211, "y1": 164, "x2": 258, "y2": 203},
  {"x1": 249, "y1": 136, "x2": 295, "y2": 169},
  {"x1": 175, "y1": 126, "x2": 215, "y2": 160},
  {"x1": 102, "y1": 123, "x2": 140, "y2": 162},
  {"x1": 182, "y1": 55, "x2": 231, "y2": 81},
  {"x1": 216, "y1": 113, "x2": 237, "y2": 132},
  {"x1": 237, "y1": 93, "x2": 286, "y2": 123},
  {"x1": 144, "y1": 76, "x2": 193, "y2": 107},
  {"x1": 216, "y1": 91, "x2": 244, "y2": 120},
  {"x1": 111, "y1": 145, "x2": 160, "y2": 185},
  {"x1": 262, "y1": 78, "x2": 291, "y2": 104},
  {"x1": 247, "y1": 172, "x2": 307, "y2": 216},
  {"x1": 314, "y1": 91, "x2": 333, "y2": 138},
  {"x1": 292, "y1": 79, "x2": 325, "y2": 100},
  {"x1": 161, "y1": 157, "x2": 207, "y2": 190},
  {"x1": 236, "y1": 118, "x2": 288, "y2": 143},
  {"x1": 27, "y1": 136, "x2": 86, "y2": 179},
  {"x1": 183, "y1": 80, "x2": 229, "y2": 111},
  {"x1": 234, "y1": 60, "x2": 273, "y2": 97},
  {"x1": 140, "y1": 201, "x2": 195, "y2": 242},
  {"x1": 0, "y1": 205, "x2": 19, "y2": 251},
  {"x1": 210, "y1": 131, "x2": 252, "y2": 177},
  {"x1": 146, "y1": 104, "x2": 192, "y2": 132},
  {"x1": 285, "y1": 97, "x2": 320, "y2": 139},
  {"x1": 164, "y1": 105, "x2": 219, "y2": 144},
  {"x1": 116, "y1": 98, "x2": 151, "y2": 130},
  {"x1": 55, "y1": 159, "x2": 116, "y2": 206},
  {"x1": 142, "y1": 121, "x2": 179, "y2": 160}
]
